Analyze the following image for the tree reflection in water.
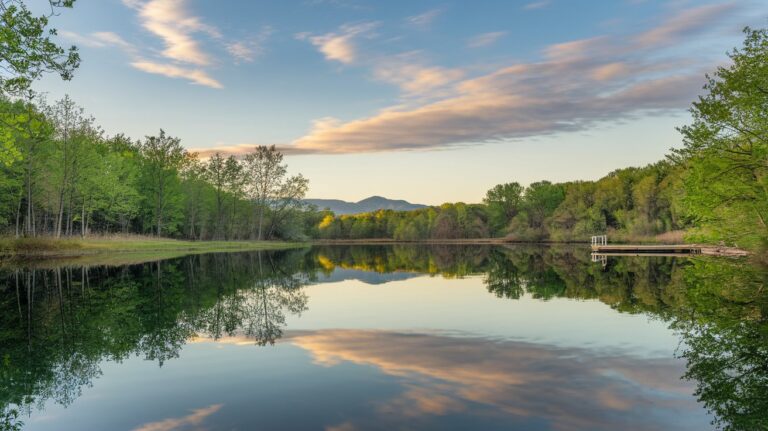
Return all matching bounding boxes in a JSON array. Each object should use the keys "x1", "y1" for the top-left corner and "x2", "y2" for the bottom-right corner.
[{"x1": 0, "y1": 245, "x2": 765, "y2": 430}]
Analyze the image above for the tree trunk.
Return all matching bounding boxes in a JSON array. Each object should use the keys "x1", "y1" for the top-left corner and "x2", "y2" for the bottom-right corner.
[
  {"x1": 15, "y1": 191, "x2": 22, "y2": 238},
  {"x1": 257, "y1": 202, "x2": 265, "y2": 241},
  {"x1": 26, "y1": 168, "x2": 33, "y2": 236},
  {"x1": 81, "y1": 199, "x2": 87, "y2": 238},
  {"x1": 55, "y1": 188, "x2": 65, "y2": 238}
]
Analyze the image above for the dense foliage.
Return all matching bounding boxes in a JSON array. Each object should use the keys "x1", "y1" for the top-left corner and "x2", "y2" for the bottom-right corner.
[
  {"x1": 0, "y1": 96, "x2": 315, "y2": 239},
  {"x1": 318, "y1": 163, "x2": 686, "y2": 243},
  {"x1": 672, "y1": 27, "x2": 768, "y2": 250}
]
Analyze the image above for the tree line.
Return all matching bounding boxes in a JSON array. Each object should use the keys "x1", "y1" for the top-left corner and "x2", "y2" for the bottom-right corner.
[
  {"x1": 0, "y1": 97, "x2": 314, "y2": 239},
  {"x1": 318, "y1": 162, "x2": 682, "y2": 243}
]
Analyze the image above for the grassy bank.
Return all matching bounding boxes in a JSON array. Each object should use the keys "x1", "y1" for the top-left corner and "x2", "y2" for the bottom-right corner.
[{"x1": 0, "y1": 236, "x2": 306, "y2": 266}]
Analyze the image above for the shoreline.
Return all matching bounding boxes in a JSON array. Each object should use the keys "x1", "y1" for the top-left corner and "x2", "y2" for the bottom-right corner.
[
  {"x1": 0, "y1": 238, "x2": 307, "y2": 267},
  {"x1": 0, "y1": 237, "x2": 750, "y2": 267},
  {"x1": 313, "y1": 238, "x2": 751, "y2": 257}
]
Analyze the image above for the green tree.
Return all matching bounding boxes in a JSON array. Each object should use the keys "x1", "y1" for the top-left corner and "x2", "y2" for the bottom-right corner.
[
  {"x1": 243, "y1": 145, "x2": 308, "y2": 240},
  {"x1": 0, "y1": 0, "x2": 79, "y2": 167},
  {"x1": 673, "y1": 27, "x2": 768, "y2": 250},
  {"x1": 205, "y1": 152, "x2": 227, "y2": 239},
  {"x1": 139, "y1": 130, "x2": 188, "y2": 236},
  {"x1": 0, "y1": 0, "x2": 79, "y2": 96},
  {"x1": 484, "y1": 182, "x2": 523, "y2": 235},
  {"x1": 224, "y1": 155, "x2": 245, "y2": 238}
]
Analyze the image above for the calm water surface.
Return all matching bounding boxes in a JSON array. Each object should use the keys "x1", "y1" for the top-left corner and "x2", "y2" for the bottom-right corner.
[{"x1": 1, "y1": 245, "x2": 766, "y2": 431}]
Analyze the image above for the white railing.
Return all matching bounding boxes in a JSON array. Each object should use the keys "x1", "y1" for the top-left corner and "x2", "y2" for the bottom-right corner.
[
  {"x1": 590, "y1": 235, "x2": 607, "y2": 246},
  {"x1": 591, "y1": 253, "x2": 607, "y2": 267}
]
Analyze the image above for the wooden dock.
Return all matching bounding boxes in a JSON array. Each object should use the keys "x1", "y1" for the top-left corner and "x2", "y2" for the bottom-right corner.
[
  {"x1": 591, "y1": 244, "x2": 702, "y2": 254},
  {"x1": 590, "y1": 235, "x2": 702, "y2": 255}
]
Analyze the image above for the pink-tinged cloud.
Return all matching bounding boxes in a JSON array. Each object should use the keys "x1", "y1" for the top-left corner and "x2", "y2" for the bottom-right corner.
[
  {"x1": 124, "y1": 0, "x2": 219, "y2": 66},
  {"x1": 131, "y1": 61, "x2": 223, "y2": 88},
  {"x1": 298, "y1": 22, "x2": 378, "y2": 65},
  {"x1": 131, "y1": 404, "x2": 223, "y2": 431},
  {"x1": 292, "y1": 330, "x2": 706, "y2": 431},
  {"x1": 404, "y1": 8, "x2": 443, "y2": 28},
  {"x1": 523, "y1": 1, "x2": 550, "y2": 10},
  {"x1": 544, "y1": 36, "x2": 611, "y2": 61},
  {"x1": 635, "y1": 3, "x2": 738, "y2": 48},
  {"x1": 467, "y1": 31, "x2": 508, "y2": 48},
  {"x1": 591, "y1": 62, "x2": 629, "y2": 81},
  {"x1": 372, "y1": 52, "x2": 464, "y2": 95}
]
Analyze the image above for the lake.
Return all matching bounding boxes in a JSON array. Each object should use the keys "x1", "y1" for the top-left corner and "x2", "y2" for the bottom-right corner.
[{"x1": 1, "y1": 245, "x2": 766, "y2": 431}]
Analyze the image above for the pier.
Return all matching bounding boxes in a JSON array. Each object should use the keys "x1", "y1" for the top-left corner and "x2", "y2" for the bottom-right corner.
[{"x1": 590, "y1": 235, "x2": 702, "y2": 255}]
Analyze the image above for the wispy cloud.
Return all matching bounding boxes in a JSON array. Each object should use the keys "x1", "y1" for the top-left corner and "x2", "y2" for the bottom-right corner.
[
  {"x1": 123, "y1": 0, "x2": 219, "y2": 66},
  {"x1": 63, "y1": 0, "x2": 243, "y2": 88},
  {"x1": 226, "y1": 26, "x2": 274, "y2": 63},
  {"x1": 62, "y1": 28, "x2": 223, "y2": 89},
  {"x1": 61, "y1": 31, "x2": 138, "y2": 55},
  {"x1": 132, "y1": 404, "x2": 223, "y2": 431},
  {"x1": 467, "y1": 31, "x2": 507, "y2": 48},
  {"x1": 297, "y1": 22, "x2": 378, "y2": 64},
  {"x1": 372, "y1": 52, "x2": 464, "y2": 96},
  {"x1": 634, "y1": 2, "x2": 737, "y2": 47},
  {"x1": 404, "y1": 8, "x2": 443, "y2": 28},
  {"x1": 131, "y1": 61, "x2": 223, "y2": 88},
  {"x1": 523, "y1": 1, "x2": 550, "y2": 10}
]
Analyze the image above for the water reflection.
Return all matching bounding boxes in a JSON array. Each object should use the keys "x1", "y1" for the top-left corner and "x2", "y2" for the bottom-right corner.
[
  {"x1": 290, "y1": 330, "x2": 700, "y2": 430},
  {"x1": 0, "y1": 245, "x2": 766, "y2": 430}
]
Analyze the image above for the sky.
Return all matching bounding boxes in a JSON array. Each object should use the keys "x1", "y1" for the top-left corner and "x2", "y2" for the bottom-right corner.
[{"x1": 34, "y1": 0, "x2": 768, "y2": 204}]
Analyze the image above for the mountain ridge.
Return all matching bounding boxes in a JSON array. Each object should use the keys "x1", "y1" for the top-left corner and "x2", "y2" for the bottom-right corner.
[{"x1": 304, "y1": 195, "x2": 427, "y2": 215}]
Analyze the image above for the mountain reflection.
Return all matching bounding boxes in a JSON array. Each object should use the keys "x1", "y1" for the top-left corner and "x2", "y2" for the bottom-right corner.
[{"x1": 0, "y1": 245, "x2": 766, "y2": 431}]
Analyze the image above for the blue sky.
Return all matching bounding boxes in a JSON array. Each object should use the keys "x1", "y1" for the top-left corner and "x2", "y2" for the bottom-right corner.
[{"x1": 36, "y1": 0, "x2": 768, "y2": 204}]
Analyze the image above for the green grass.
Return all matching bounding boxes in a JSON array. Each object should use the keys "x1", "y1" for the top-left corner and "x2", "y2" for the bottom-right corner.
[{"x1": 0, "y1": 236, "x2": 306, "y2": 265}]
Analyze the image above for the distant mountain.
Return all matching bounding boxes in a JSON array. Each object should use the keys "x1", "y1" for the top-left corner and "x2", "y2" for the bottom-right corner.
[{"x1": 304, "y1": 195, "x2": 427, "y2": 215}]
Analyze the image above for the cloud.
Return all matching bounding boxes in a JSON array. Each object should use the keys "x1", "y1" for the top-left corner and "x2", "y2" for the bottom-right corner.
[
  {"x1": 523, "y1": 1, "x2": 550, "y2": 10},
  {"x1": 64, "y1": 0, "x2": 237, "y2": 88},
  {"x1": 226, "y1": 26, "x2": 274, "y2": 63},
  {"x1": 634, "y1": 2, "x2": 737, "y2": 48},
  {"x1": 467, "y1": 31, "x2": 507, "y2": 48},
  {"x1": 276, "y1": 3, "x2": 736, "y2": 154},
  {"x1": 61, "y1": 31, "x2": 136, "y2": 53},
  {"x1": 131, "y1": 61, "x2": 223, "y2": 88},
  {"x1": 131, "y1": 404, "x2": 223, "y2": 431},
  {"x1": 123, "y1": 0, "x2": 219, "y2": 66},
  {"x1": 544, "y1": 36, "x2": 610, "y2": 61},
  {"x1": 591, "y1": 62, "x2": 629, "y2": 80},
  {"x1": 297, "y1": 22, "x2": 378, "y2": 65},
  {"x1": 372, "y1": 52, "x2": 464, "y2": 95},
  {"x1": 305, "y1": 0, "x2": 368, "y2": 10},
  {"x1": 292, "y1": 330, "x2": 704, "y2": 430},
  {"x1": 404, "y1": 8, "x2": 443, "y2": 28},
  {"x1": 62, "y1": 29, "x2": 223, "y2": 89},
  {"x1": 285, "y1": 67, "x2": 701, "y2": 154}
]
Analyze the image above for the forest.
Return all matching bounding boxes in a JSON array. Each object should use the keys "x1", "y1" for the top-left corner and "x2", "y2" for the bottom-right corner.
[
  {"x1": 0, "y1": 97, "x2": 317, "y2": 240},
  {"x1": 0, "y1": 1, "x2": 766, "y2": 250}
]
